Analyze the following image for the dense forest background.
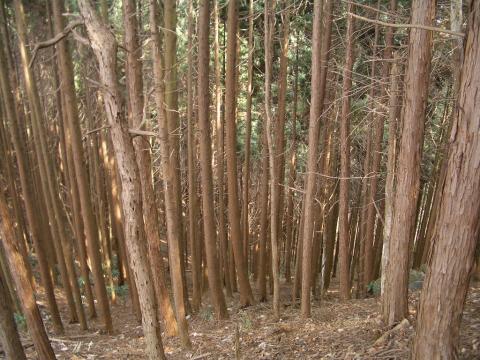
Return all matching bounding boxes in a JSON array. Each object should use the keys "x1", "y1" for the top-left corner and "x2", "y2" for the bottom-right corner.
[{"x1": 0, "y1": 0, "x2": 479, "y2": 358}]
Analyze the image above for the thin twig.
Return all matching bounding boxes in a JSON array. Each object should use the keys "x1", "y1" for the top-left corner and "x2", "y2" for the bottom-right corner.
[{"x1": 349, "y1": 12, "x2": 465, "y2": 38}]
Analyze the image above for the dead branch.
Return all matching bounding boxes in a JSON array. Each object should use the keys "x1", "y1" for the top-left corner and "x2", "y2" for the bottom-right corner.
[
  {"x1": 29, "y1": 19, "x2": 84, "y2": 68},
  {"x1": 349, "y1": 12, "x2": 465, "y2": 38}
]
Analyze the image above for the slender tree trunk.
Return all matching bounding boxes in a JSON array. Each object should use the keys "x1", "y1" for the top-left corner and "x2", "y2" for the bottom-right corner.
[
  {"x1": 149, "y1": 0, "x2": 191, "y2": 348},
  {"x1": 338, "y1": 2, "x2": 355, "y2": 300},
  {"x1": 196, "y1": 0, "x2": 229, "y2": 319},
  {"x1": 300, "y1": 0, "x2": 333, "y2": 317},
  {"x1": 186, "y1": 0, "x2": 201, "y2": 313},
  {"x1": 79, "y1": 1, "x2": 166, "y2": 357},
  {"x1": 242, "y1": 0, "x2": 254, "y2": 267},
  {"x1": 413, "y1": 3, "x2": 480, "y2": 356},
  {"x1": 213, "y1": 0, "x2": 232, "y2": 296},
  {"x1": 383, "y1": 0, "x2": 435, "y2": 325},
  {"x1": 225, "y1": 0, "x2": 255, "y2": 306}
]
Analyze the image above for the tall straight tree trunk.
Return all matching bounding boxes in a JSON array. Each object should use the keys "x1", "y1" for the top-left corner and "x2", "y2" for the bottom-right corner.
[
  {"x1": 196, "y1": 0, "x2": 229, "y2": 320},
  {"x1": 149, "y1": 0, "x2": 191, "y2": 348},
  {"x1": 0, "y1": 15, "x2": 62, "y2": 333},
  {"x1": 242, "y1": 0, "x2": 254, "y2": 265},
  {"x1": 300, "y1": 0, "x2": 332, "y2": 317},
  {"x1": 186, "y1": 0, "x2": 201, "y2": 312},
  {"x1": 0, "y1": 182, "x2": 56, "y2": 359},
  {"x1": 383, "y1": 0, "x2": 435, "y2": 326},
  {"x1": 79, "y1": 1, "x2": 166, "y2": 358},
  {"x1": 284, "y1": 40, "x2": 300, "y2": 284},
  {"x1": 257, "y1": 128, "x2": 269, "y2": 301},
  {"x1": 264, "y1": 0, "x2": 280, "y2": 318},
  {"x1": 224, "y1": 0, "x2": 255, "y2": 307},
  {"x1": 381, "y1": 53, "x2": 401, "y2": 296},
  {"x1": 163, "y1": 0, "x2": 189, "y2": 312},
  {"x1": 123, "y1": 0, "x2": 177, "y2": 336},
  {"x1": 413, "y1": 3, "x2": 480, "y2": 356},
  {"x1": 214, "y1": 0, "x2": 231, "y2": 296},
  {"x1": 274, "y1": 0, "x2": 291, "y2": 256},
  {"x1": 338, "y1": 2, "x2": 355, "y2": 300},
  {"x1": 363, "y1": 0, "x2": 382, "y2": 287}
]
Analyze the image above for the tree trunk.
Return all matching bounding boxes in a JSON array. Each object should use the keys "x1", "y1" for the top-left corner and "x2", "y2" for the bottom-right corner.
[
  {"x1": 224, "y1": 0, "x2": 255, "y2": 306},
  {"x1": 0, "y1": 181, "x2": 56, "y2": 359},
  {"x1": 338, "y1": 2, "x2": 355, "y2": 300},
  {"x1": 149, "y1": 0, "x2": 191, "y2": 348},
  {"x1": 196, "y1": 0, "x2": 229, "y2": 320},
  {"x1": 79, "y1": 1, "x2": 166, "y2": 357},
  {"x1": 383, "y1": 0, "x2": 435, "y2": 325},
  {"x1": 413, "y1": 2, "x2": 480, "y2": 356}
]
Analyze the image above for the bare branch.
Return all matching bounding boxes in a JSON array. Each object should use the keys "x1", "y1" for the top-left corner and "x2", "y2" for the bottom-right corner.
[
  {"x1": 29, "y1": 19, "x2": 84, "y2": 68},
  {"x1": 349, "y1": 12, "x2": 465, "y2": 38}
]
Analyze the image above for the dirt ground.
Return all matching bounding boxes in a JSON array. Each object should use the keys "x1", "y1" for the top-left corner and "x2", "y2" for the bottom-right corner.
[{"x1": 13, "y1": 280, "x2": 480, "y2": 359}]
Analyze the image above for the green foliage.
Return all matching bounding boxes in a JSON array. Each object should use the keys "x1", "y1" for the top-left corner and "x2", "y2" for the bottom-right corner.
[
  {"x1": 14, "y1": 312, "x2": 27, "y2": 331},
  {"x1": 238, "y1": 311, "x2": 252, "y2": 330},
  {"x1": 199, "y1": 306, "x2": 214, "y2": 322},
  {"x1": 368, "y1": 269, "x2": 426, "y2": 296},
  {"x1": 108, "y1": 284, "x2": 129, "y2": 298}
]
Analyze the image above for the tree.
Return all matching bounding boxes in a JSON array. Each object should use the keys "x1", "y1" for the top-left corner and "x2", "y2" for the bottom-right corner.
[
  {"x1": 224, "y1": 0, "x2": 255, "y2": 307},
  {"x1": 0, "y1": 275, "x2": 27, "y2": 360},
  {"x1": 338, "y1": 1, "x2": 355, "y2": 301},
  {"x1": 300, "y1": 0, "x2": 332, "y2": 317},
  {"x1": 149, "y1": 0, "x2": 191, "y2": 348},
  {"x1": 383, "y1": 0, "x2": 435, "y2": 325},
  {"x1": 196, "y1": 0, "x2": 229, "y2": 319},
  {"x1": 413, "y1": 2, "x2": 480, "y2": 357},
  {"x1": 79, "y1": 0, "x2": 166, "y2": 357},
  {"x1": 0, "y1": 180, "x2": 56, "y2": 359}
]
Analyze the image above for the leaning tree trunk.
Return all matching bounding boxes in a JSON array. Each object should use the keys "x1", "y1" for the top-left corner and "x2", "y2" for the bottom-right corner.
[
  {"x1": 0, "y1": 275, "x2": 27, "y2": 360},
  {"x1": 383, "y1": 0, "x2": 435, "y2": 326},
  {"x1": 79, "y1": 1, "x2": 166, "y2": 358},
  {"x1": 0, "y1": 181, "x2": 56, "y2": 360},
  {"x1": 413, "y1": 2, "x2": 480, "y2": 357}
]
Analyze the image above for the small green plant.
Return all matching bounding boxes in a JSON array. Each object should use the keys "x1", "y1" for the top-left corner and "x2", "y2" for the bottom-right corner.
[
  {"x1": 199, "y1": 306, "x2": 213, "y2": 321},
  {"x1": 239, "y1": 312, "x2": 252, "y2": 330},
  {"x1": 367, "y1": 278, "x2": 381, "y2": 296},
  {"x1": 14, "y1": 312, "x2": 27, "y2": 331},
  {"x1": 107, "y1": 284, "x2": 129, "y2": 298}
]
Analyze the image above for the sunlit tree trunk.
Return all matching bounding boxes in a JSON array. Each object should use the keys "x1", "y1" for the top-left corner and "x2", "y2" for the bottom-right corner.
[
  {"x1": 413, "y1": 3, "x2": 480, "y2": 356},
  {"x1": 383, "y1": 0, "x2": 435, "y2": 325},
  {"x1": 79, "y1": 1, "x2": 166, "y2": 357}
]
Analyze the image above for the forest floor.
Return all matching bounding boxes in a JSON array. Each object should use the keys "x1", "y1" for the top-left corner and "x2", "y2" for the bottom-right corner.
[{"x1": 13, "y1": 279, "x2": 480, "y2": 359}]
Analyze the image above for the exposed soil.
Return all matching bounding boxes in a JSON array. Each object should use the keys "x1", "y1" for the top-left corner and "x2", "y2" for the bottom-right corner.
[{"x1": 12, "y1": 280, "x2": 480, "y2": 359}]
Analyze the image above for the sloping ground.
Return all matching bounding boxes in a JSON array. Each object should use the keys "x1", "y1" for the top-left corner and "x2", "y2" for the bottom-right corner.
[{"x1": 15, "y1": 281, "x2": 480, "y2": 359}]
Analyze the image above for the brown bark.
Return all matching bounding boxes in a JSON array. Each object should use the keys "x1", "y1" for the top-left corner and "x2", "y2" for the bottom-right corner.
[
  {"x1": 0, "y1": 275, "x2": 26, "y2": 360},
  {"x1": 242, "y1": 0, "x2": 254, "y2": 267},
  {"x1": 186, "y1": 0, "x2": 201, "y2": 313},
  {"x1": 196, "y1": 0, "x2": 229, "y2": 320},
  {"x1": 413, "y1": 2, "x2": 480, "y2": 356},
  {"x1": 338, "y1": 2, "x2": 355, "y2": 301},
  {"x1": 225, "y1": 0, "x2": 255, "y2": 306},
  {"x1": 0, "y1": 182, "x2": 56, "y2": 359},
  {"x1": 79, "y1": 1, "x2": 166, "y2": 357},
  {"x1": 149, "y1": 0, "x2": 191, "y2": 348},
  {"x1": 213, "y1": 0, "x2": 232, "y2": 297},
  {"x1": 383, "y1": 0, "x2": 435, "y2": 325},
  {"x1": 300, "y1": 0, "x2": 332, "y2": 317},
  {"x1": 257, "y1": 129, "x2": 269, "y2": 302}
]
